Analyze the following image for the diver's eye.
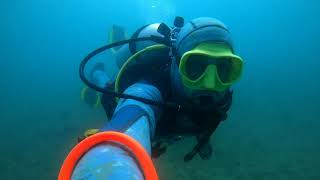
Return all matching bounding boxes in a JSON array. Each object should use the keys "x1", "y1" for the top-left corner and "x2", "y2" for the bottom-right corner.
[{"x1": 185, "y1": 56, "x2": 209, "y2": 80}]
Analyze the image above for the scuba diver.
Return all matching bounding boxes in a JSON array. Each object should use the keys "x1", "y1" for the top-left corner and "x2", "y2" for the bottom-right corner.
[{"x1": 60, "y1": 17, "x2": 243, "y2": 180}]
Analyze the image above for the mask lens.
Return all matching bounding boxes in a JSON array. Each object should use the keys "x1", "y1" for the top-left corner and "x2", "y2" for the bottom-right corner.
[
  {"x1": 185, "y1": 55, "x2": 234, "y2": 82},
  {"x1": 213, "y1": 58, "x2": 233, "y2": 83},
  {"x1": 185, "y1": 55, "x2": 210, "y2": 80}
]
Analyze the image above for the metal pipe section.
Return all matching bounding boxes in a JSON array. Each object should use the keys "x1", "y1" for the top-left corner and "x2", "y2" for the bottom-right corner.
[{"x1": 71, "y1": 83, "x2": 162, "y2": 180}]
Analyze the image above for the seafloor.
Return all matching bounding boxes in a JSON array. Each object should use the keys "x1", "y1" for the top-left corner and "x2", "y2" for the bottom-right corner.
[{"x1": 2, "y1": 96, "x2": 319, "y2": 180}]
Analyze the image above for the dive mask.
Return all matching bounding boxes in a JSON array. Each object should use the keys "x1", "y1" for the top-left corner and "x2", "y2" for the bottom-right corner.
[{"x1": 179, "y1": 42, "x2": 243, "y2": 92}]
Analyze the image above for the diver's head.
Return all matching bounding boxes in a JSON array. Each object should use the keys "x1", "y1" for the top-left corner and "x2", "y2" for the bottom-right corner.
[{"x1": 175, "y1": 17, "x2": 243, "y2": 94}]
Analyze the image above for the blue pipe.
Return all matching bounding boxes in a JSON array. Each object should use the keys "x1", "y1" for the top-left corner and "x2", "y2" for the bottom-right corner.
[{"x1": 71, "y1": 83, "x2": 162, "y2": 180}]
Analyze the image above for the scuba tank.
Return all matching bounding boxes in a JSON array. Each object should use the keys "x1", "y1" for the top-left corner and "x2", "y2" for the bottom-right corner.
[{"x1": 115, "y1": 23, "x2": 166, "y2": 69}]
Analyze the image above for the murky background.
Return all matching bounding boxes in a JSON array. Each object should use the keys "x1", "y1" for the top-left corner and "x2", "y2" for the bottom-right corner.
[{"x1": 1, "y1": 0, "x2": 319, "y2": 179}]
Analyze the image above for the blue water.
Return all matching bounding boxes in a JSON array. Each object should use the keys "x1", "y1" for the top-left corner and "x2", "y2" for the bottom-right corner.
[{"x1": 1, "y1": 0, "x2": 320, "y2": 179}]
